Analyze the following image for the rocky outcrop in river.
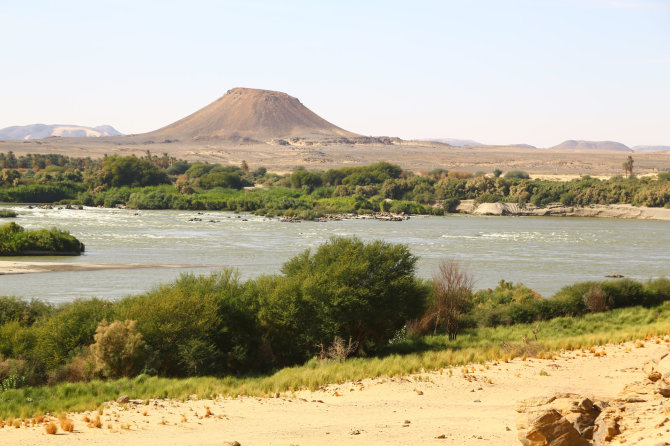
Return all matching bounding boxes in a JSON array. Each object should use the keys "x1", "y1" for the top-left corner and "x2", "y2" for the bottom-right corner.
[{"x1": 456, "y1": 200, "x2": 670, "y2": 220}]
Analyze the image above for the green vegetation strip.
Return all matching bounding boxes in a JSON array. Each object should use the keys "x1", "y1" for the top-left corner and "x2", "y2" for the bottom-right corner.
[
  {"x1": 2, "y1": 302, "x2": 669, "y2": 418},
  {"x1": 2, "y1": 153, "x2": 670, "y2": 216}
]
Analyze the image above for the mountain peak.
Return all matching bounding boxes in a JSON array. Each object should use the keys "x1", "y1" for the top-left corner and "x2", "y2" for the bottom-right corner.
[{"x1": 142, "y1": 87, "x2": 358, "y2": 142}]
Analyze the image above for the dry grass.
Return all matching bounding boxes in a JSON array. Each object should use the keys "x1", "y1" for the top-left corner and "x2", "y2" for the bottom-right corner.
[
  {"x1": 45, "y1": 422, "x2": 58, "y2": 434},
  {"x1": 59, "y1": 416, "x2": 74, "y2": 432},
  {"x1": 88, "y1": 415, "x2": 102, "y2": 429}
]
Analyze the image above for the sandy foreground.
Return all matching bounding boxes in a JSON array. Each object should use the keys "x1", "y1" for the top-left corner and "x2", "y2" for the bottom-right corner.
[
  {"x1": 3, "y1": 339, "x2": 669, "y2": 445},
  {"x1": 0, "y1": 262, "x2": 217, "y2": 275}
]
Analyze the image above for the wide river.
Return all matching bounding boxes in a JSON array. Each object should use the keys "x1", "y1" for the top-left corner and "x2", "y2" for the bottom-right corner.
[{"x1": 1, "y1": 204, "x2": 668, "y2": 303}]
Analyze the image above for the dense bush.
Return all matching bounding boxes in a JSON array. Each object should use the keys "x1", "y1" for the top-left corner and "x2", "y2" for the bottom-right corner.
[
  {"x1": 0, "y1": 222, "x2": 84, "y2": 255},
  {"x1": 278, "y1": 237, "x2": 427, "y2": 353},
  {"x1": 92, "y1": 155, "x2": 170, "y2": 188},
  {"x1": 504, "y1": 170, "x2": 530, "y2": 180},
  {"x1": 90, "y1": 320, "x2": 145, "y2": 378},
  {"x1": 461, "y1": 278, "x2": 670, "y2": 329}
]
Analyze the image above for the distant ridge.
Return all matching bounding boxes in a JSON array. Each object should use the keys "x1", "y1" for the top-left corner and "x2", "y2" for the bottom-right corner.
[
  {"x1": 427, "y1": 138, "x2": 482, "y2": 147},
  {"x1": 551, "y1": 140, "x2": 632, "y2": 152},
  {"x1": 140, "y1": 87, "x2": 359, "y2": 142},
  {"x1": 509, "y1": 143, "x2": 536, "y2": 149},
  {"x1": 0, "y1": 124, "x2": 122, "y2": 140},
  {"x1": 633, "y1": 145, "x2": 670, "y2": 152}
]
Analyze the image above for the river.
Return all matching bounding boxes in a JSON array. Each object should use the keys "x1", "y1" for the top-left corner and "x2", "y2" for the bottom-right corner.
[{"x1": 1, "y1": 205, "x2": 668, "y2": 303}]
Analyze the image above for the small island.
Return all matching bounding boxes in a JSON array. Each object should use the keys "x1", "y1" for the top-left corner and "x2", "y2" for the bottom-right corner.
[
  {"x1": 0, "y1": 209, "x2": 17, "y2": 218},
  {"x1": 0, "y1": 222, "x2": 84, "y2": 256}
]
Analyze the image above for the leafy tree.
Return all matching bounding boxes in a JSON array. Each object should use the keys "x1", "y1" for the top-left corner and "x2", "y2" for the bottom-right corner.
[
  {"x1": 279, "y1": 237, "x2": 427, "y2": 353},
  {"x1": 93, "y1": 155, "x2": 170, "y2": 188},
  {"x1": 199, "y1": 171, "x2": 245, "y2": 189},
  {"x1": 290, "y1": 168, "x2": 323, "y2": 190}
]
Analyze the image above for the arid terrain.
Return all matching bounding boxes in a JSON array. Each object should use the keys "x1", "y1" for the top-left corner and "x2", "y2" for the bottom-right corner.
[
  {"x1": 2, "y1": 88, "x2": 668, "y2": 176},
  {"x1": 3, "y1": 338, "x2": 669, "y2": 445}
]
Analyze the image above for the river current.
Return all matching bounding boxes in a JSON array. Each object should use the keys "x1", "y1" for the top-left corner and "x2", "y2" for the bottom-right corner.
[{"x1": 1, "y1": 204, "x2": 668, "y2": 303}]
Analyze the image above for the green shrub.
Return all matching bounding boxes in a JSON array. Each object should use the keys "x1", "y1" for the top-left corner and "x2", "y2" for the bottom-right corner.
[
  {"x1": 0, "y1": 297, "x2": 52, "y2": 326},
  {"x1": 116, "y1": 269, "x2": 257, "y2": 376},
  {"x1": 601, "y1": 279, "x2": 646, "y2": 308},
  {"x1": 90, "y1": 320, "x2": 145, "y2": 378},
  {"x1": 504, "y1": 170, "x2": 530, "y2": 180},
  {"x1": 32, "y1": 299, "x2": 114, "y2": 371},
  {"x1": 0, "y1": 222, "x2": 84, "y2": 255},
  {"x1": 644, "y1": 278, "x2": 670, "y2": 306},
  {"x1": 278, "y1": 237, "x2": 428, "y2": 354},
  {"x1": 443, "y1": 198, "x2": 460, "y2": 213}
]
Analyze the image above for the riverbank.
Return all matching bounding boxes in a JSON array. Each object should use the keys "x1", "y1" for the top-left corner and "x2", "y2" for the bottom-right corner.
[
  {"x1": 456, "y1": 200, "x2": 670, "y2": 220},
  {"x1": 2, "y1": 337, "x2": 667, "y2": 445},
  {"x1": 0, "y1": 261, "x2": 218, "y2": 275}
]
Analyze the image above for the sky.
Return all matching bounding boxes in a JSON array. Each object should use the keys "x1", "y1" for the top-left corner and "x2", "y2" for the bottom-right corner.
[{"x1": 2, "y1": 0, "x2": 669, "y2": 148}]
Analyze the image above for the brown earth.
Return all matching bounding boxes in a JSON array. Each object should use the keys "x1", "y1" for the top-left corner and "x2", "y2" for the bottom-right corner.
[
  {"x1": 1, "y1": 87, "x2": 669, "y2": 175},
  {"x1": 138, "y1": 87, "x2": 359, "y2": 143},
  {"x1": 3, "y1": 137, "x2": 669, "y2": 177}
]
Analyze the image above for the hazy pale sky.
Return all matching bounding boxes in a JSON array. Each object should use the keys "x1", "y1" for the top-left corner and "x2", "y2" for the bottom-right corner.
[{"x1": 2, "y1": 0, "x2": 669, "y2": 147}]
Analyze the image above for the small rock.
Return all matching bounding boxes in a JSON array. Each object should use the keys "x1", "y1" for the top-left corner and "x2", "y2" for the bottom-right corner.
[
  {"x1": 116, "y1": 395, "x2": 130, "y2": 404},
  {"x1": 655, "y1": 381, "x2": 670, "y2": 397},
  {"x1": 593, "y1": 416, "x2": 620, "y2": 444},
  {"x1": 414, "y1": 389, "x2": 424, "y2": 395},
  {"x1": 520, "y1": 408, "x2": 589, "y2": 446},
  {"x1": 350, "y1": 429, "x2": 360, "y2": 435},
  {"x1": 436, "y1": 434, "x2": 446, "y2": 439}
]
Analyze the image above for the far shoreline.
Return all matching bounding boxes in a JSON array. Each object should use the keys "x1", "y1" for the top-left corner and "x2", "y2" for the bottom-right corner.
[{"x1": 0, "y1": 261, "x2": 219, "y2": 276}]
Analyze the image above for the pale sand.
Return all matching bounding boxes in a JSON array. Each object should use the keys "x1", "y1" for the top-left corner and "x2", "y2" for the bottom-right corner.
[
  {"x1": 0, "y1": 262, "x2": 217, "y2": 275},
  {"x1": 2, "y1": 339, "x2": 667, "y2": 445}
]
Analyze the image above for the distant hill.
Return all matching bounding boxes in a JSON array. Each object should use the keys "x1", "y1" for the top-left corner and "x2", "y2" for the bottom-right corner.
[
  {"x1": 509, "y1": 143, "x2": 536, "y2": 149},
  {"x1": 633, "y1": 145, "x2": 670, "y2": 152},
  {"x1": 427, "y1": 138, "x2": 483, "y2": 146},
  {"x1": 140, "y1": 87, "x2": 359, "y2": 142},
  {"x1": 0, "y1": 124, "x2": 122, "y2": 140},
  {"x1": 551, "y1": 140, "x2": 632, "y2": 152}
]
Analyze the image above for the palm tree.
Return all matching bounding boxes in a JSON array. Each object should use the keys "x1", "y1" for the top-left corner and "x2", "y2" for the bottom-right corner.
[{"x1": 622, "y1": 155, "x2": 634, "y2": 178}]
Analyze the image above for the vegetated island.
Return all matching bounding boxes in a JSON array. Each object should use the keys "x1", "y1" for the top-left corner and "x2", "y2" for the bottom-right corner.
[
  {"x1": 0, "y1": 222, "x2": 84, "y2": 256},
  {"x1": 1, "y1": 153, "x2": 670, "y2": 221},
  {"x1": 0, "y1": 209, "x2": 17, "y2": 218}
]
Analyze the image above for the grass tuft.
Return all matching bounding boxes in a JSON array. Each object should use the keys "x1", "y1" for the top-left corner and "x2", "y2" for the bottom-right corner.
[{"x1": 45, "y1": 422, "x2": 57, "y2": 434}]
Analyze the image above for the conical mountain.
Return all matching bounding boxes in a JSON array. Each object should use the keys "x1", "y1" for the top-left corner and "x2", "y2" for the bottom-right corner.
[{"x1": 142, "y1": 87, "x2": 359, "y2": 142}]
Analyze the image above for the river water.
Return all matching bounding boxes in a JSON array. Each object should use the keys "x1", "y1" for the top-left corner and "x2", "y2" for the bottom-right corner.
[{"x1": 1, "y1": 204, "x2": 668, "y2": 303}]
